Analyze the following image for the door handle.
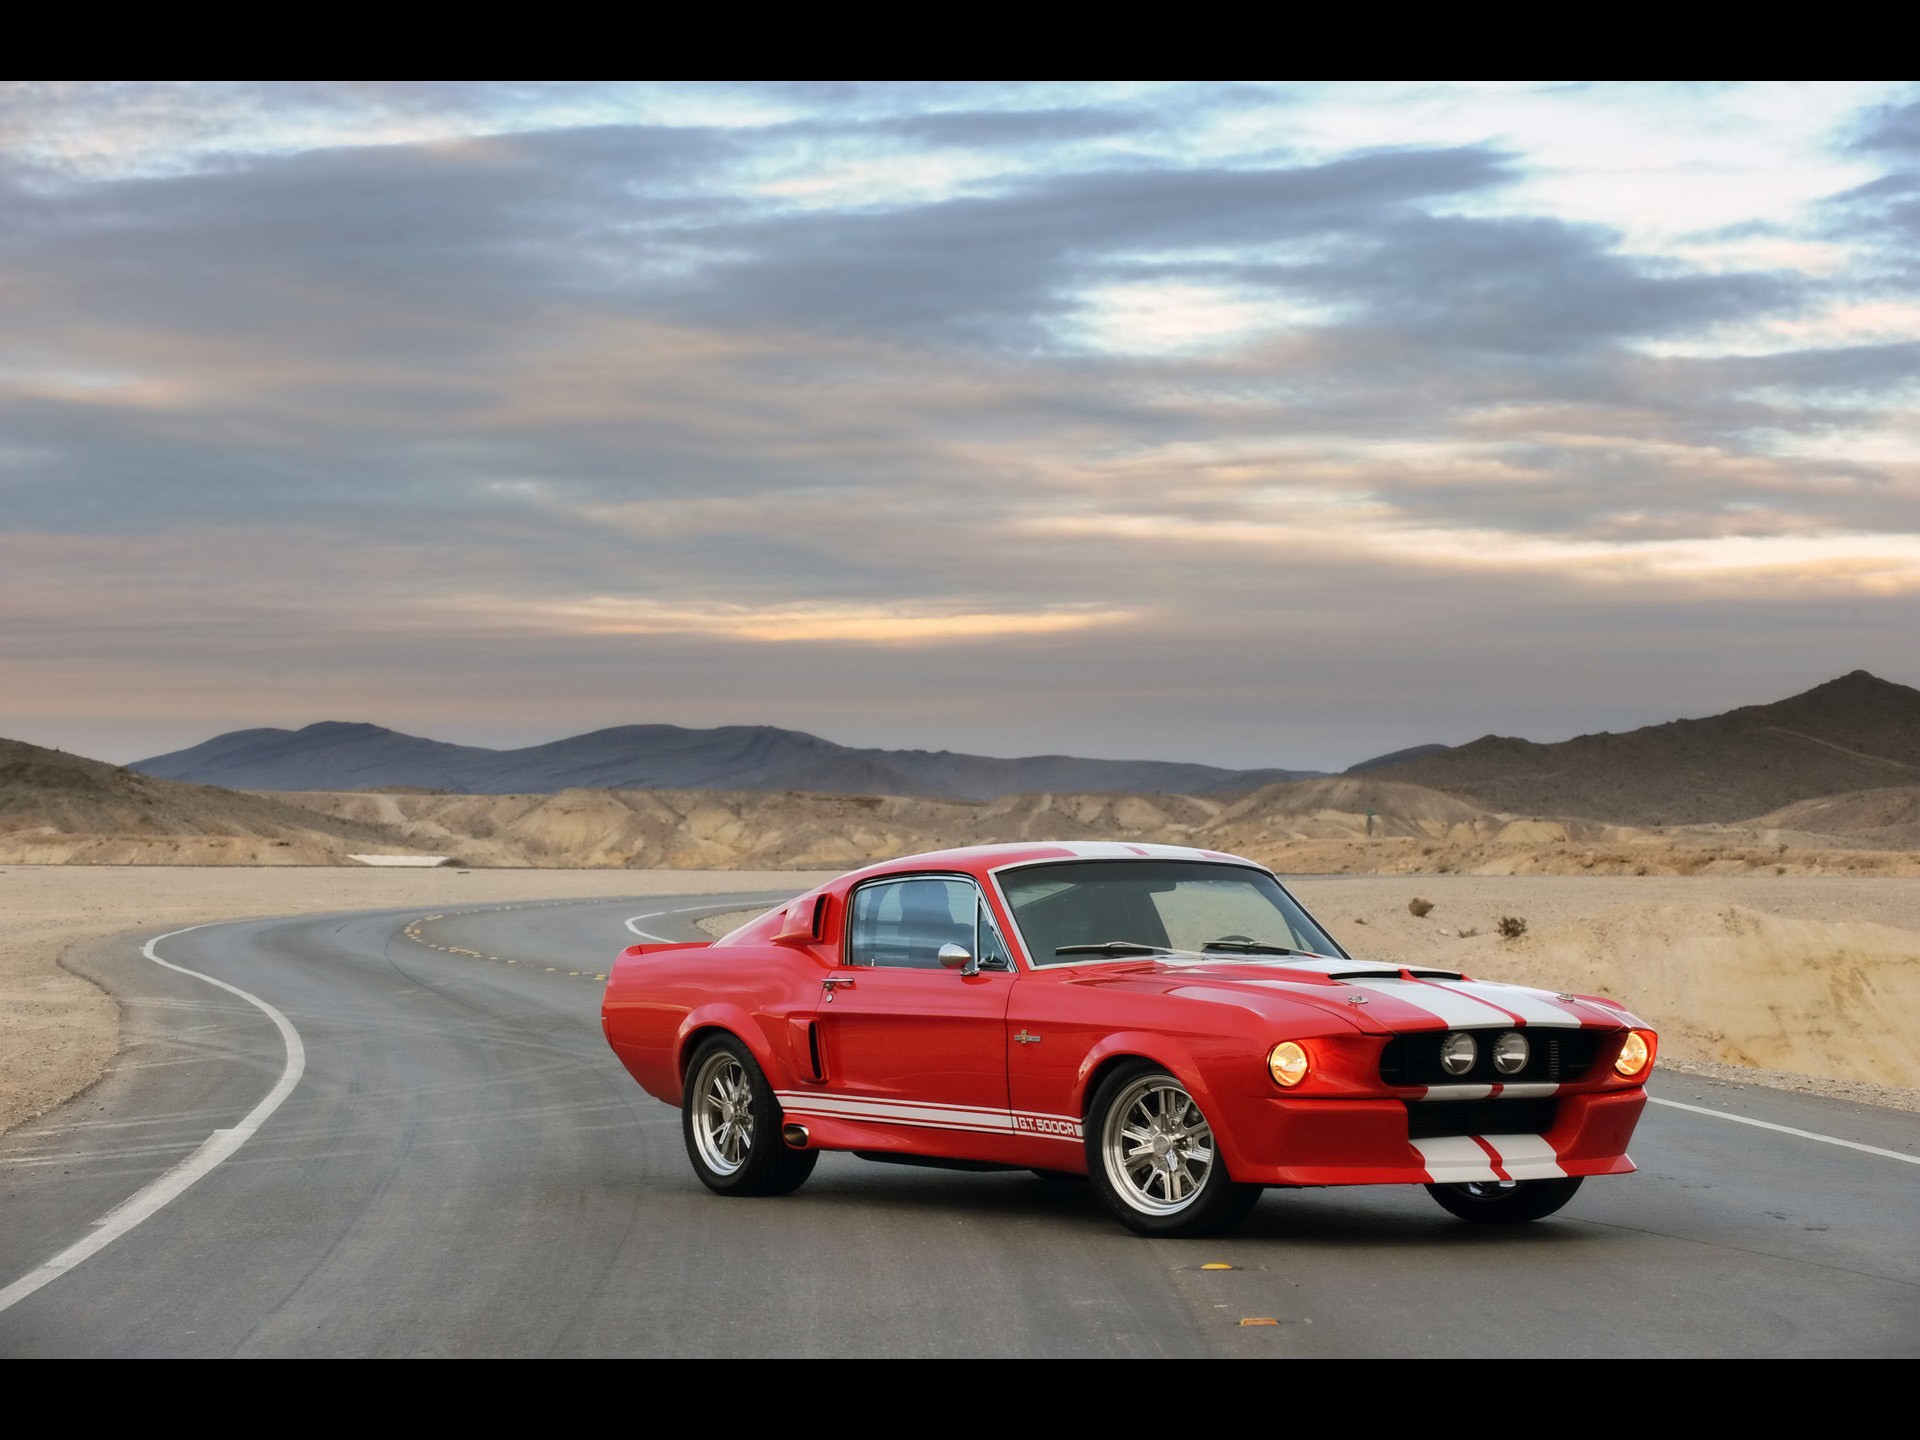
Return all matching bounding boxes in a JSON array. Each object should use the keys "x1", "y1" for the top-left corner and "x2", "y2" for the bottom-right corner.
[{"x1": 821, "y1": 975, "x2": 856, "y2": 1002}]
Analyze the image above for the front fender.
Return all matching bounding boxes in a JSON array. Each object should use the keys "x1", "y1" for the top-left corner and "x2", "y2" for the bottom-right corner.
[{"x1": 1072, "y1": 1031, "x2": 1261, "y2": 1181}]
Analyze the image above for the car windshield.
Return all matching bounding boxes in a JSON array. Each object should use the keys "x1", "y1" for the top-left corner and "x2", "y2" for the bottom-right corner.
[{"x1": 998, "y1": 860, "x2": 1344, "y2": 967}]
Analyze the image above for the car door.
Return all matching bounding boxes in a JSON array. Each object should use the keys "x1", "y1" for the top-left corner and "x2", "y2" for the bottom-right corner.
[{"x1": 812, "y1": 875, "x2": 1016, "y2": 1158}]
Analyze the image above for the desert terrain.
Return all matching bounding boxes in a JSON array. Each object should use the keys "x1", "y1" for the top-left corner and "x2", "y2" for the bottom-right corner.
[
  {"x1": 7, "y1": 866, "x2": 1918, "y2": 1140},
  {"x1": 6, "y1": 671, "x2": 1920, "y2": 1135}
]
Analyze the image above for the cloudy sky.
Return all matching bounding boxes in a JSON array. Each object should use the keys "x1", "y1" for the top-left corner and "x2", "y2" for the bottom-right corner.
[{"x1": 3, "y1": 82, "x2": 1917, "y2": 770}]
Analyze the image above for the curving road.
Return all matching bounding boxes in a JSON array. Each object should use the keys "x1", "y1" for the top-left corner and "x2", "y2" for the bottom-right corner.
[{"x1": 2, "y1": 890, "x2": 1916, "y2": 1357}]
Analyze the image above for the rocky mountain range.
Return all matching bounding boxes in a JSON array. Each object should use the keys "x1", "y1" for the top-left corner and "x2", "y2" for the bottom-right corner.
[
  {"x1": 132, "y1": 721, "x2": 1325, "y2": 800},
  {"x1": 1374, "y1": 670, "x2": 1920, "y2": 825},
  {"x1": 8, "y1": 670, "x2": 1916, "y2": 871}
]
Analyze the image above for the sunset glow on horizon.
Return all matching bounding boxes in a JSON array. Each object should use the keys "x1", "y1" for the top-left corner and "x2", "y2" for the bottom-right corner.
[{"x1": 3, "y1": 82, "x2": 1917, "y2": 769}]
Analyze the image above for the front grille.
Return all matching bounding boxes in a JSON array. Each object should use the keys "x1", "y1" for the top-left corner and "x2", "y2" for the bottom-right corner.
[
  {"x1": 1379, "y1": 1028, "x2": 1599, "y2": 1087},
  {"x1": 1404, "y1": 1098, "x2": 1558, "y2": 1140}
]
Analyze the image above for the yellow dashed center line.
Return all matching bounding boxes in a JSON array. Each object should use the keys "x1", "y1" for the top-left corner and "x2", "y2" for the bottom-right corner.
[{"x1": 401, "y1": 904, "x2": 638, "y2": 984}]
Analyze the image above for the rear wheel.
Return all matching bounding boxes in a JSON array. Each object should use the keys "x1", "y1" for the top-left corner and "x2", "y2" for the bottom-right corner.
[
  {"x1": 1426, "y1": 1176, "x2": 1582, "y2": 1223},
  {"x1": 1086, "y1": 1064, "x2": 1261, "y2": 1237},
  {"x1": 682, "y1": 1034, "x2": 818, "y2": 1197}
]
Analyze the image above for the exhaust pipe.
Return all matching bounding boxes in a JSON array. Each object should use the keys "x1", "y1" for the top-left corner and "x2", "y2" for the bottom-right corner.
[{"x1": 782, "y1": 1122, "x2": 810, "y2": 1149}]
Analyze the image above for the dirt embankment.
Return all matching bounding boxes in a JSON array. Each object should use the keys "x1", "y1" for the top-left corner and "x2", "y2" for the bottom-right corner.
[{"x1": 1291, "y1": 876, "x2": 1920, "y2": 1105}]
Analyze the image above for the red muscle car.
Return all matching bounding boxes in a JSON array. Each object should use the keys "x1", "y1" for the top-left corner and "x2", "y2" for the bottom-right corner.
[{"x1": 601, "y1": 843, "x2": 1657, "y2": 1236}]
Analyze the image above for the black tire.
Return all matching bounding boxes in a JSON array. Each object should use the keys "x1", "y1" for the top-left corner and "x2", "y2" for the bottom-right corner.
[
  {"x1": 1426, "y1": 1176, "x2": 1582, "y2": 1223},
  {"x1": 1085, "y1": 1063, "x2": 1262, "y2": 1237},
  {"x1": 681, "y1": 1034, "x2": 818, "y2": 1197}
]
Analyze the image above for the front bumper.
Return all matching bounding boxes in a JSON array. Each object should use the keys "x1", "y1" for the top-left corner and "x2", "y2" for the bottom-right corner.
[{"x1": 1223, "y1": 1087, "x2": 1647, "y2": 1187}]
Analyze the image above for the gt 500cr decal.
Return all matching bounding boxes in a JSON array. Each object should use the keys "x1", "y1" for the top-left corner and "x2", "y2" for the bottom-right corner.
[
  {"x1": 1014, "y1": 1113, "x2": 1082, "y2": 1137},
  {"x1": 774, "y1": 1090, "x2": 1083, "y2": 1142}
]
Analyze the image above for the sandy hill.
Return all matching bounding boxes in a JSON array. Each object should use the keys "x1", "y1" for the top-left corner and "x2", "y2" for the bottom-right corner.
[
  {"x1": 1374, "y1": 670, "x2": 1920, "y2": 825},
  {"x1": 275, "y1": 787, "x2": 1228, "y2": 870},
  {"x1": 132, "y1": 720, "x2": 1319, "y2": 800},
  {"x1": 0, "y1": 737, "x2": 419, "y2": 864},
  {"x1": 1754, "y1": 786, "x2": 1920, "y2": 850},
  {"x1": 1214, "y1": 776, "x2": 1533, "y2": 843}
]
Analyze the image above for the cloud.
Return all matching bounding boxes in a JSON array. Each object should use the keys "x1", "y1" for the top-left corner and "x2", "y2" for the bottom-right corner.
[
  {"x1": 881, "y1": 106, "x2": 1153, "y2": 148},
  {"x1": 3, "y1": 84, "x2": 1919, "y2": 767},
  {"x1": 1854, "y1": 96, "x2": 1920, "y2": 156}
]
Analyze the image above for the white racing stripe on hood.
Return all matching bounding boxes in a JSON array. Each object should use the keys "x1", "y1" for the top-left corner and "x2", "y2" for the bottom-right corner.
[
  {"x1": 1351, "y1": 979, "x2": 1516, "y2": 1027},
  {"x1": 1447, "y1": 981, "x2": 1583, "y2": 1027}
]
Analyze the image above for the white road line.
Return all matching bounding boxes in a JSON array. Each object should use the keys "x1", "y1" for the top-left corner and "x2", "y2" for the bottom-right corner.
[
  {"x1": 624, "y1": 902, "x2": 765, "y2": 941},
  {"x1": 1649, "y1": 1096, "x2": 1920, "y2": 1165},
  {"x1": 0, "y1": 925, "x2": 306, "y2": 1316}
]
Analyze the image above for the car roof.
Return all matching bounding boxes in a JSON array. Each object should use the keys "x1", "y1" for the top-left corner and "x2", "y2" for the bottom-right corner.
[{"x1": 832, "y1": 841, "x2": 1265, "y2": 886}]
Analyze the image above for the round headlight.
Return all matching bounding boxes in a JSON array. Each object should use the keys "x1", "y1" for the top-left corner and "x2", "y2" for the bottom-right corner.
[
  {"x1": 1439, "y1": 1031, "x2": 1478, "y2": 1076},
  {"x1": 1615, "y1": 1029, "x2": 1653, "y2": 1078},
  {"x1": 1492, "y1": 1031, "x2": 1529, "y2": 1074},
  {"x1": 1269, "y1": 1041, "x2": 1309, "y2": 1087}
]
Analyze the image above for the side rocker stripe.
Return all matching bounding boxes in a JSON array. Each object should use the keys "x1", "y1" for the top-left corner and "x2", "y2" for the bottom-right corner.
[{"x1": 772, "y1": 1090, "x2": 1083, "y2": 1141}]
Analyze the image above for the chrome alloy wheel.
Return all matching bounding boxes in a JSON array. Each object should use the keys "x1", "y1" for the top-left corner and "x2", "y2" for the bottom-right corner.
[
  {"x1": 690, "y1": 1050, "x2": 755, "y2": 1176},
  {"x1": 1101, "y1": 1074, "x2": 1216, "y2": 1215}
]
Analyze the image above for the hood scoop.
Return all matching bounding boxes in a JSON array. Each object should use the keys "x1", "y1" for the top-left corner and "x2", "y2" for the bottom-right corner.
[
  {"x1": 1324, "y1": 966, "x2": 1465, "y2": 982},
  {"x1": 1161, "y1": 957, "x2": 1467, "y2": 986}
]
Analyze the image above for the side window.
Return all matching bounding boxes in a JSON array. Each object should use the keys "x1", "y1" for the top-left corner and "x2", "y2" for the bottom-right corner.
[{"x1": 847, "y1": 878, "x2": 977, "y2": 969}]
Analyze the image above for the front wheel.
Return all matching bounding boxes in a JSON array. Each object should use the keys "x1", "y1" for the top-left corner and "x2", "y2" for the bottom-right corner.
[
  {"x1": 681, "y1": 1034, "x2": 818, "y2": 1197},
  {"x1": 1086, "y1": 1064, "x2": 1261, "y2": 1237},
  {"x1": 1426, "y1": 1176, "x2": 1582, "y2": 1223}
]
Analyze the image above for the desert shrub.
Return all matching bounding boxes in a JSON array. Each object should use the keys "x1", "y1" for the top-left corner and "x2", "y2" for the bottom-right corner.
[
  {"x1": 1497, "y1": 915, "x2": 1528, "y2": 939},
  {"x1": 1352, "y1": 916, "x2": 1369, "y2": 926},
  {"x1": 1407, "y1": 897, "x2": 1434, "y2": 918},
  {"x1": 1457, "y1": 926, "x2": 1480, "y2": 938}
]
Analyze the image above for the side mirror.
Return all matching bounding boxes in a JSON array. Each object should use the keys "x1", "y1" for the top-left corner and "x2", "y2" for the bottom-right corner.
[{"x1": 937, "y1": 942, "x2": 978, "y2": 976}]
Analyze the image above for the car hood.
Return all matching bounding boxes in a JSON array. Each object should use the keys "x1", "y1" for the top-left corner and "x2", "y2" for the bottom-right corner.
[{"x1": 1063, "y1": 953, "x2": 1643, "y2": 1034}]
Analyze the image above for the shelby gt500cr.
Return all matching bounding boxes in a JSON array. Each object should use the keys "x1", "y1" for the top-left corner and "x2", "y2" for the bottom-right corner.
[{"x1": 601, "y1": 843, "x2": 1656, "y2": 1236}]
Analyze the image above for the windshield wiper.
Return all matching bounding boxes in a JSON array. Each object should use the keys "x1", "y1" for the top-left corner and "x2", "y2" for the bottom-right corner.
[
  {"x1": 1201, "y1": 940, "x2": 1307, "y2": 955},
  {"x1": 1054, "y1": 941, "x2": 1165, "y2": 957}
]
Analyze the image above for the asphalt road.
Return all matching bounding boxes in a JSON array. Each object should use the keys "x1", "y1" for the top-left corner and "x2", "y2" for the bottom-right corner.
[{"x1": 2, "y1": 890, "x2": 1916, "y2": 1357}]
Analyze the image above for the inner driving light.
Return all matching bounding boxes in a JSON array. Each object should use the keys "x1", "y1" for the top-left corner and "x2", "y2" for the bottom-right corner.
[
  {"x1": 1492, "y1": 1031, "x2": 1529, "y2": 1074},
  {"x1": 1269, "y1": 1041, "x2": 1309, "y2": 1087},
  {"x1": 1439, "y1": 1031, "x2": 1478, "y2": 1076},
  {"x1": 1615, "y1": 1029, "x2": 1654, "y2": 1078}
]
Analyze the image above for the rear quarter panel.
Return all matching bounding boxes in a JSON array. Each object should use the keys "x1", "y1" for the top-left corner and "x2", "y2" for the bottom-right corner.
[{"x1": 601, "y1": 941, "x2": 824, "y2": 1105}]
